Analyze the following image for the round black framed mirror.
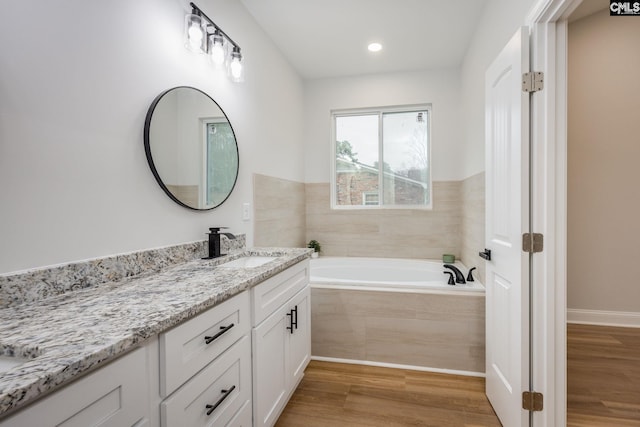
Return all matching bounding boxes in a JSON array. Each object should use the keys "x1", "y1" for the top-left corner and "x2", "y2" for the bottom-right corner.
[{"x1": 144, "y1": 86, "x2": 239, "y2": 210}]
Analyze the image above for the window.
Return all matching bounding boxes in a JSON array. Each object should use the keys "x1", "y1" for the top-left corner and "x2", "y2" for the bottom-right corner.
[{"x1": 331, "y1": 105, "x2": 432, "y2": 209}]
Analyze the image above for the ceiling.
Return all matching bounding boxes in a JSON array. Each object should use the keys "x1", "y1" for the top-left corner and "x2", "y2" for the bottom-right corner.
[
  {"x1": 569, "y1": 0, "x2": 609, "y2": 22},
  {"x1": 240, "y1": 0, "x2": 488, "y2": 80}
]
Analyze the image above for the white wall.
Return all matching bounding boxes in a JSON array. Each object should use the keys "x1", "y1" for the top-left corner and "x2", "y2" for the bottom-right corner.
[
  {"x1": 303, "y1": 69, "x2": 462, "y2": 183},
  {"x1": 459, "y1": 0, "x2": 538, "y2": 178},
  {"x1": 304, "y1": 0, "x2": 539, "y2": 184},
  {"x1": 0, "y1": 0, "x2": 304, "y2": 273},
  {"x1": 567, "y1": 10, "x2": 640, "y2": 313}
]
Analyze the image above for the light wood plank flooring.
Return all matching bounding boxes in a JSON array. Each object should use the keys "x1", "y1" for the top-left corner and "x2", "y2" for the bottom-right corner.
[
  {"x1": 567, "y1": 323, "x2": 640, "y2": 426},
  {"x1": 277, "y1": 324, "x2": 640, "y2": 426},
  {"x1": 275, "y1": 361, "x2": 500, "y2": 426}
]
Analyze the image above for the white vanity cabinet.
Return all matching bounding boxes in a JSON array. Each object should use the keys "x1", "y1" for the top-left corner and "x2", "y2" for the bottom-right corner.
[
  {"x1": 251, "y1": 260, "x2": 310, "y2": 427},
  {"x1": 0, "y1": 257, "x2": 312, "y2": 427},
  {"x1": 0, "y1": 346, "x2": 149, "y2": 427},
  {"x1": 159, "y1": 291, "x2": 251, "y2": 427}
]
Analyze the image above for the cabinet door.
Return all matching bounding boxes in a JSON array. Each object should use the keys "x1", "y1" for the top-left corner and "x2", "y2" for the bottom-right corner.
[
  {"x1": 288, "y1": 286, "x2": 310, "y2": 388},
  {"x1": 252, "y1": 303, "x2": 289, "y2": 427},
  {"x1": 0, "y1": 347, "x2": 148, "y2": 427}
]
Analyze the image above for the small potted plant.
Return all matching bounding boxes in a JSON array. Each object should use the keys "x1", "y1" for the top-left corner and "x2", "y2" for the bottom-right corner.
[{"x1": 307, "y1": 240, "x2": 321, "y2": 258}]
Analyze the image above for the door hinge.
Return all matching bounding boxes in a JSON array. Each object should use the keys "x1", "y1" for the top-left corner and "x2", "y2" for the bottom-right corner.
[
  {"x1": 523, "y1": 233, "x2": 544, "y2": 253},
  {"x1": 522, "y1": 391, "x2": 544, "y2": 411},
  {"x1": 522, "y1": 71, "x2": 544, "y2": 93}
]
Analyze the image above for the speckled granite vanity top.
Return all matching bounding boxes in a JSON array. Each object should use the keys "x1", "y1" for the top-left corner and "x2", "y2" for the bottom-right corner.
[{"x1": 0, "y1": 246, "x2": 311, "y2": 417}]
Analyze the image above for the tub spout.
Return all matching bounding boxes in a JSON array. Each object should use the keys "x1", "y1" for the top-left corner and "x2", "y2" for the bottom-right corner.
[{"x1": 444, "y1": 264, "x2": 466, "y2": 284}]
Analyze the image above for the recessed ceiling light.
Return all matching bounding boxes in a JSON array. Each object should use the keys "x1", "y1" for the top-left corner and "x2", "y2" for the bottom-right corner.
[{"x1": 367, "y1": 43, "x2": 382, "y2": 52}]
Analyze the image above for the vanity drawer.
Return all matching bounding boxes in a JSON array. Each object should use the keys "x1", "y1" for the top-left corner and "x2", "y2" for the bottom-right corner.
[
  {"x1": 161, "y1": 335, "x2": 251, "y2": 427},
  {"x1": 251, "y1": 259, "x2": 309, "y2": 326},
  {"x1": 160, "y1": 291, "x2": 250, "y2": 396}
]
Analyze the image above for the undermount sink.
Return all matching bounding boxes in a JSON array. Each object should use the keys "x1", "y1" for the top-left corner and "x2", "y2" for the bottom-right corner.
[
  {"x1": 217, "y1": 256, "x2": 278, "y2": 269},
  {"x1": 0, "y1": 355, "x2": 30, "y2": 374}
]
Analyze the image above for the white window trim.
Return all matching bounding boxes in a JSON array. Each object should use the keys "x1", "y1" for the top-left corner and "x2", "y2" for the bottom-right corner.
[
  {"x1": 362, "y1": 191, "x2": 379, "y2": 206},
  {"x1": 330, "y1": 104, "x2": 433, "y2": 210}
]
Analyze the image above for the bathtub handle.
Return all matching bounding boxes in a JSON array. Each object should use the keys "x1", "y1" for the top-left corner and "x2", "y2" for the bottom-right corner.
[
  {"x1": 466, "y1": 267, "x2": 476, "y2": 282},
  {"x1": 444, "y1": 271, "x2": 455, "y2": 285}
]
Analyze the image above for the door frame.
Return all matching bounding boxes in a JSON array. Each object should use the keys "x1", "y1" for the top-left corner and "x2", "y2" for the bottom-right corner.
[{"x1": 525, "y1": 0, "x2": 583, "y2": 425}]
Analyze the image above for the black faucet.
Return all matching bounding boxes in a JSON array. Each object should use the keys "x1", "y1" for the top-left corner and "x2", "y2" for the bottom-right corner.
[
  {"x1": 444, "y1": 264, "x2": 466, "y2": 284},
  {"x1": 443, "y1": 271, "x2": 455, "y2": 285},
  {"x1": 466, "y1": 267, "x2": 477, "y2": 282},
  {"x1": 203, "y1": 227, "x2": 236, "y2": 259}
]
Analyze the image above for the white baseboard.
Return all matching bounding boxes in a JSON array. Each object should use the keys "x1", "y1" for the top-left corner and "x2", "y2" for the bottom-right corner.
[
  {"x1": 567, "y1": 309, "x2": 640, "y2": 328},
  {"x1": 310, "y1": 356, "x2": 485, "y2": 378}
]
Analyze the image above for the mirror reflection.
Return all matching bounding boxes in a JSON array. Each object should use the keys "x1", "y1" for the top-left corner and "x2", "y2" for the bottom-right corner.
[{"x1": 144, "y1": 86, "x2": 239, "y2": 210}]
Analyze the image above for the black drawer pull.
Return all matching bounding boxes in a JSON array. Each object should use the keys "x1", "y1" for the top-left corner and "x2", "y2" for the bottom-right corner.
[
  {"x1": 286, "y1": 306, "x2": 298, "y2": 334},
  {"x1": 293, "y1": 305, "x2": 298, "y2": 330},
  {"x1": 204, "y1": 323, "x2": 235, "y2": 344},
  {"x1": 205, "y1": 385, "x2": 236, "y2": 415}
]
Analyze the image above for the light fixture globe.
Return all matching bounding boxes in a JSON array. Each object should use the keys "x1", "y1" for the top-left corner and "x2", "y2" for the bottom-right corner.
[
  {"x1": 209, "y1": 30, "x2": 225, "y2": 66},
  {"x1": 184, "y1": 13, "x2": 205, "y2": 53},
  {"x1": 228, "y1": 46, "x2": 244, "y2": 82}
]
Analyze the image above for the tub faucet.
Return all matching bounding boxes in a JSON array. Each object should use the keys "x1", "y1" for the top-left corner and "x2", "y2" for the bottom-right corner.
[
  {"x1": 203, "y1": 227, "x2": 236, "y2": 259},
  {"x1": 444, "y1": 264, "x2": 466, "y2": 284},
  {"x1": 443, "y1": 271, "x2": 455, "y2": 286},
  {"x1": 466, "y1": 267, "x2": 477, "y2": 282}
]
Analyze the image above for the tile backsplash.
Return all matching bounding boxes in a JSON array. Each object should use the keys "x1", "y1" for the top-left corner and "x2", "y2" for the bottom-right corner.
[{"x1": 253, "y1": 174, "x2": 306, "y2": 248}]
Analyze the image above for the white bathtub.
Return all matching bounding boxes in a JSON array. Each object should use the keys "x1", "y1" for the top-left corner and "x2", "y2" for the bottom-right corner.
[{"x1": 310, "y1": 256, "x2": 484, "y2": 293}]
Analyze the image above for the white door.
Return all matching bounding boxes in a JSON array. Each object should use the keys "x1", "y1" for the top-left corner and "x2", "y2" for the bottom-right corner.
[{"x1": 485, "y1": 27, "x2": 530, "y2": 427}]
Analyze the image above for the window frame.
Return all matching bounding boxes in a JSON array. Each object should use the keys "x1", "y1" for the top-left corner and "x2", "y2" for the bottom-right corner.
[{"x1": 330, "y1": 104, "x2": 433, "y2": 210}]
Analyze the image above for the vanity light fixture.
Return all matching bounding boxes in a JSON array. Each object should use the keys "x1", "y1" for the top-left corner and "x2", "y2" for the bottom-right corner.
[{"x1": 185, "y1": 2, "x2": 244, "y2": 82}]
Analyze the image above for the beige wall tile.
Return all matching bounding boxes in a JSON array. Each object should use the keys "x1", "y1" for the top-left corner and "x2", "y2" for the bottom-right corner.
[
  {"x1": 253, "y1": 174, "x2": 306, "y2": 248},
  {"x1": 311, "y1": 314, "x2": 367, "y2": 360},
  {"x1": 311, "y1": 288, "x2": 485, "y2": 373},
  {"x1": 305, "y1": 182, "x2": 462, "y2": 259},
  {"x1": 460, "y1": 172, "x2": 486, "y2": 283},
  {"x1": 365, "y1": 317, "x2": 484, "y2": 372}
]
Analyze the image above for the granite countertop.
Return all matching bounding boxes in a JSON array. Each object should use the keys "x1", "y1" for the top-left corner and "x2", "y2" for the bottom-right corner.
[{"x1": 0, "y1": 247, "x2": 312, "y2": 418}]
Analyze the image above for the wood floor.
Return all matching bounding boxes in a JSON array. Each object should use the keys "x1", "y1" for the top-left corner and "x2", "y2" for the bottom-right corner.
[
  {"x1": 275, "y1": 361, "x2": 500, "y2": 426},
  {"x1": 276, "y1": 324, "x2": 640, "y2": 426},
  {"x1": 567, "y1": 323, "x2": 640, "y2": 426}
]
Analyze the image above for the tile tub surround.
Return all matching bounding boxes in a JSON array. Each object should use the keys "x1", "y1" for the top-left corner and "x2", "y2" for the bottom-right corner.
[
  {"x1": 0, "y1": 246, "x2": 312, "y2": 417},
  {"x1": 253, "y1": 174, "x2": 306, "y2": 248},
  {"x1": 0, "y1": 236, "x2": 246, "y2": 308},
  {"x1": 311, "y1": 288, "x2": 485, "y2": 374},
  {"x1": 305, "y1": 182, "x2": 462, "y2": 259},
  {"x1": 461, "y1": 172, "x2": 486, "y2": 283}
]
